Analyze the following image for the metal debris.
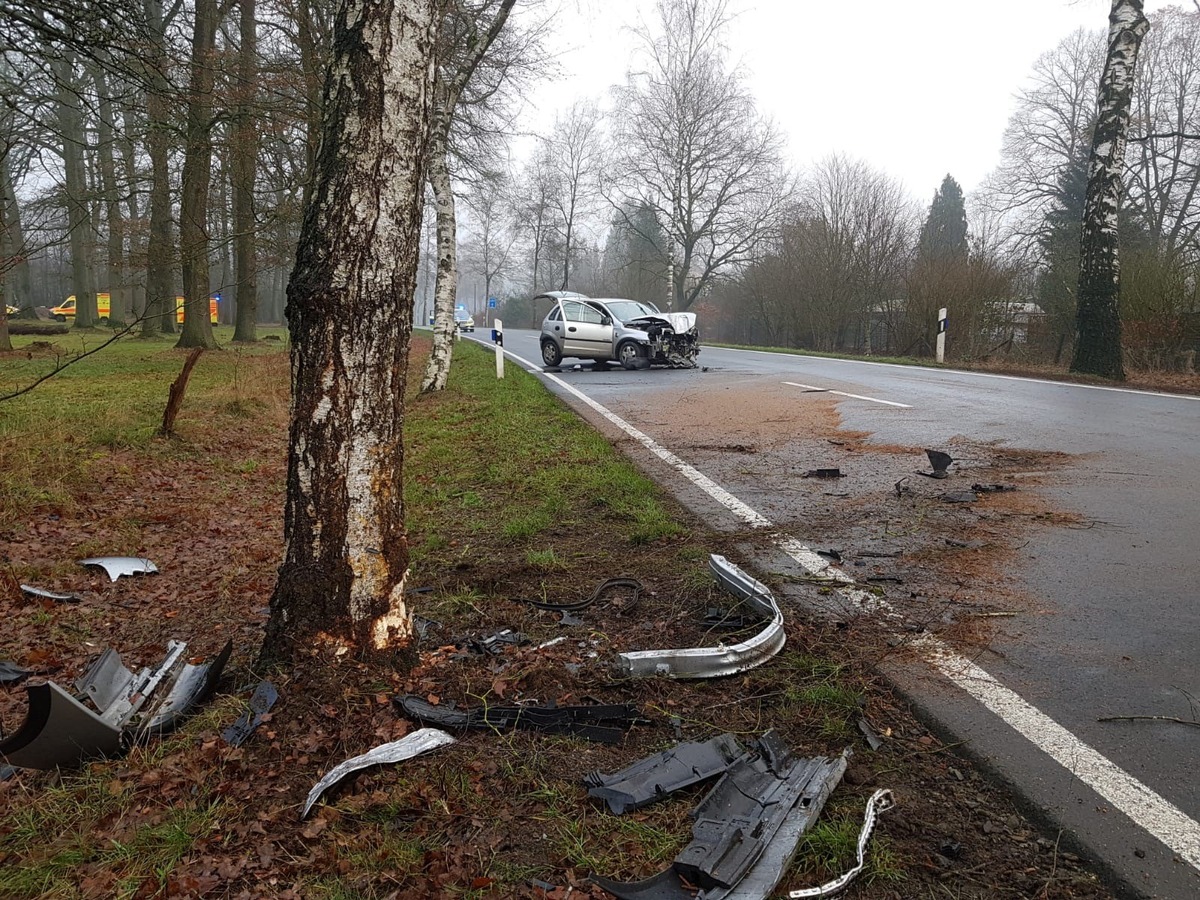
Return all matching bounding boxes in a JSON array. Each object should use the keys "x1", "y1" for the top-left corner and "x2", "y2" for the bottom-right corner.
[
  {"x1": 222, "y1": 680, "x2": 279, "y2": 748},
  {"x1": 0, "y1": 660, "x2": 31, "y2": 684},
  {"x1": 857, "y1": 718, "x2": 883, "y2": 751},
  {"x1": 301, "y1": 728, "x2": 455, "y2": 819},
  {"x1": 0, "y1": 640, "x2": 231, "y2": 770},
  {"x1": 20, "y1": 584, "x2": 81, "y2": 603},
  {"x1": 78, "y1": 556, "x2": 159, "y2": 581},
  {"x1": 618, "y1": 555, "x2": 784, "y2": 679},
  {"x1": 584, "y1": 734, "x2": 745, "y2": 814},
  {"x1": 801, "y1": 468, "x2": 844, "y2": 479},
  {"x1": 787, "y1": 789, "x2": 895, "y2": 898},
  {"x1": 395, "y1": 695, "x2": 639, "y2": 744},
  {"x1": 591, "y1": 733, "x2": 848, "y2": 900}
]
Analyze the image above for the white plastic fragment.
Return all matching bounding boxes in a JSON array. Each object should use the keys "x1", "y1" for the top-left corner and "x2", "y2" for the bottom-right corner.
[
  {"x1": 79, "y1": 557, "x2": 159, "y2": 581},
  {"x1": 302, "y1": 728, "x2": 456, "y2": 819}
]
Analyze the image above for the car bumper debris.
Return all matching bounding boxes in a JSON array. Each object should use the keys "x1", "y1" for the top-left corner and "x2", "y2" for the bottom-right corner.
[
  {"x1": 0, "y1": 640, "x2": 231, "y2": 770},
  {"x1": 20, "y1": 584, "x2": 81, "y2": 603},
  {"x1": 395, "y1": 694, "x2": 640, "y2": 744},
  {"x1": 787, "y1": 789, "x2": 895, "y2": 899},
  {"x1": 584, "y1": 733, "x2": 746, "y2": 814},
  {"x1": 591, "y1": 732, "x2": 849, "y2": 900},
  {"x1": 302, "y1": 727, "x2": 456, "y2": 819},
  {"x1": 78, "y1": 556, "x2": 159, "y2": 581},
  {"x1": 222, "y1": 680, "x2": 279, "y2": 748},
  {"x1": 617, "y1": 555, "x2": 784, "y2": 679}
]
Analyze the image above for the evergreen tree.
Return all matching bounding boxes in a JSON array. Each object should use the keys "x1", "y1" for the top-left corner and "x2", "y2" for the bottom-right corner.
[{"x1": 918, "y1": 175, "x2": 969, "y2": 263}]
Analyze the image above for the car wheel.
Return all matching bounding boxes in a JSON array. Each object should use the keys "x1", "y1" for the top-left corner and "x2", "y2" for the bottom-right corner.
[
  {"x1": 618, "y1": 341, "x2": 649, "y2": 370},
  {"x1": 541, "y1": 339, "x2": 563, "y2": 367}
]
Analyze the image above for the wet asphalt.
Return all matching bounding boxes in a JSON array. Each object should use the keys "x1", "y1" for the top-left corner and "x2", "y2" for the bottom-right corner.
[{"x1": 481, "y1": 331, "x2": 1200, "y2": 898}]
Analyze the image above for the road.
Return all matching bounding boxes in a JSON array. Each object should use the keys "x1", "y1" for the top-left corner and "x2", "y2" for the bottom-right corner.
[{"x1": 472, "y1": 328, "x2": 1200, "y2": 898}]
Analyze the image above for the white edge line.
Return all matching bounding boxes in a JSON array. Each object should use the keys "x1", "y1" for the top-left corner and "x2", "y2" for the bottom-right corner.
[
  {"x1": 783, "y1": 381, "x2": 912, "y2": 408},
  {"x1": 496, "y1": 341, "x2": 1200, "y2": 873}
]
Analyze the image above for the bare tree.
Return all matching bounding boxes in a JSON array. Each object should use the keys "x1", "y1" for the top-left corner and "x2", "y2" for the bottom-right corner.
[
  {"x1": 262, "y1": 0, "x2": 438, "y2": 662},
  {"x1": 420, "y1": 0, "x2": 516, "y2": 394},
  {"x1": 609, "y1": 0, "x2": 791, "y2": 311},
  {"x1": 231, "y1": 0, "x2": 260, "y2": 341},
  {"x1": 461, "y1": 168, "x2": 514, "y2": 323},
  {"x1": 545, "y1": 99, "x2": 602, "y2": 290},
  {"x1": 1072, "y1": 0, "x2": 1150, "y2": 379}
]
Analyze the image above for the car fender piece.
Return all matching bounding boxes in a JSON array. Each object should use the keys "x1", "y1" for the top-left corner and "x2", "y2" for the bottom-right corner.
[
  {"x1": 20, "y1": 584, "x2": 81, "y2": 603},
  {"x1": 0, "y1": 682, "x2": 122, "y2": 770},
  {"x1": 584, "y1": 734, "x2": 746, "y2": 814},
  {"x1": 618, "y1": 556, "x2": 784, "y2": 679},
  {"x1": 302, "y1": 728, "x2": 456, "y2": 819},
  {"x1": 79, "y1": 557, "x2": 159, "y2": 581}
]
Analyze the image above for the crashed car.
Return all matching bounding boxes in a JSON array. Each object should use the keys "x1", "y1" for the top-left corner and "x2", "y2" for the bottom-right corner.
[{"x1": 537, "y1": 291, "x2": 699, "y2": 370}]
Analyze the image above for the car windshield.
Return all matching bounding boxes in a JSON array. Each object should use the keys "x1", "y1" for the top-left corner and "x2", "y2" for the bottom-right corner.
[{"x1": 598, "y1": 300, "x2": 660, "y2": 322}]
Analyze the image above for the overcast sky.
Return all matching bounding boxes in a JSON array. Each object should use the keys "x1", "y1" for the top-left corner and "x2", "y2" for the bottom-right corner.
[{"x1": 521, "y1": 0, "x2": 1181, "y2": 204}]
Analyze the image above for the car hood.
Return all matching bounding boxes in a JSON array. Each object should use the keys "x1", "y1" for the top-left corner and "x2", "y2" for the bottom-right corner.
[{"x1": 624, "y1": 312, "x2": 697, "y2": 333}]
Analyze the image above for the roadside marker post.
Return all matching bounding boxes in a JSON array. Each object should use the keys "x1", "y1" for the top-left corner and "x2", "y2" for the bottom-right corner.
[
  {"x1": 936, "y1": 308, "x2": 947, "y2": 363},
  {"x1": 492, "y1": 319, "x2": 504, "y2": 379}
]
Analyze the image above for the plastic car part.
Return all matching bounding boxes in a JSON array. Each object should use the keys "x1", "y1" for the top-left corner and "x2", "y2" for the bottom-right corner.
[
  {"x1": 583, "y1": 734, "x2": 746, "y2": 814},
  {"x1": 525, "y1": 577, "x2": 643, "y2": 615},
  {"x1": 618, "y1": 555, "x2": 784, "y2": 679},
  {"x1": 787, "y1": 789, "x2": 895, "y2": 899},
  {"x1": 0, "y1": 660, "x2": 31, "y2": 684},
  {"x1": 222, "y1": 680, "x2": 279, "y2": 747},
  {"x1": 922, "y1": 449, "x2": 954, "y2": 478},
  {"x1": 302, "y1": 727, "x2": 456, "y2": 819},
  {"x1": 78, "y1": 556, "x2": 159, "y2": 581},
  {"x1": 20, "y1": 584, "x2": 81, "y2": 603},
  {"x1": 591, "y1": 733, "x2": 849, "y2": 900},
  {"x1": 0, "y1": 641, "x2": 231, "y2": 770},
  {"x1": 395, "y1": 695, "x2": 639, "y2": 744},
  {"x1": 0, "y1": 682, "x2": 123, "y2": 769}
]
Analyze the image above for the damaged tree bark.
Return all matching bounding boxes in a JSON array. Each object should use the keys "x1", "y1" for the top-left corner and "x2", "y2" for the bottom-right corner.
[
  {"x1": 1071, "y1": 0, "x2": 1149, "y2": 380},
  {"x1": 261, "y1": 0, "x2": 438, "y2": 663}
]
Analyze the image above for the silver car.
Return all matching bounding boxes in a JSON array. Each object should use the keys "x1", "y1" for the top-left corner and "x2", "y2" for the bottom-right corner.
[{"x1": 537, "y1": 292, "x2": 700, "y2": 369}]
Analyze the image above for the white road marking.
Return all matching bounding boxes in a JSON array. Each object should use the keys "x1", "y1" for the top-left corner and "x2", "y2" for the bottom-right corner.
[
  {"x1": 499, "y1": 344, "x2": 1200, "y2": 873},
  {"x1": 728, "y1": 346, "x2": 1200, "y2": 402},
  {"x1": 783, "y1": 381, "x2": 912, "y2": 408}
]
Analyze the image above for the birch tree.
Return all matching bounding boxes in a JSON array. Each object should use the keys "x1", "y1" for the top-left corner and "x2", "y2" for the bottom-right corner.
[
  {"x1": 1072, "y1": 0, "x2": 1150, "y2": 379},
  {"x1": 420, "y1": 0, "x2": 515, "y2": 394},
  {"x1": 261, "y1": 0, "x2": 438, "y2": 662}
]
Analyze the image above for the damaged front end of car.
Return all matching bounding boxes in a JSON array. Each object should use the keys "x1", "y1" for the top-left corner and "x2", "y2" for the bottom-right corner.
[{"x1": 623, "y1": 312, "x2": 700, "y2": 368}]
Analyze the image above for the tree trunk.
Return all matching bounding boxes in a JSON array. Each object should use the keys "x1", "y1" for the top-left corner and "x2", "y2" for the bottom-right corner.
[
  {"x1": 143, "y1": 0, "x2": 175, "y2": 337},
  {"x1": 261, "y1": 0, "x2": 437, "y2": 663},
  {"x1": 177, "y1": 0, "x2": 220, "y2": 350},
  {"x1": 1071, "y1": 0, "x2": 1149, "y2": 380},
  {"x1": 94, "y1": 65, "x2": 126, "y2": 325},
  {"x1": 54, "y1": 52, "x2": 97, "y2": 329},
  {"x1": 232, "y1": 0, "x2": 260, "y2": 342},
  {"x1": 420, "y1": 125, "x2": 457, "y2": 393}
]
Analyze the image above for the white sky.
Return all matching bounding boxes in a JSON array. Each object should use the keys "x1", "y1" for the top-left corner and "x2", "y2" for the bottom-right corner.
[{"x1": 521, "y1": 0, "x2": 1182, "y2": 204}]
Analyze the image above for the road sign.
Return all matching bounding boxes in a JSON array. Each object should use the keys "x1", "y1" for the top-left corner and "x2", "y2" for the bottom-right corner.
[{"x1": 488, "y1": 297, "x2": 497, "y2": 308}]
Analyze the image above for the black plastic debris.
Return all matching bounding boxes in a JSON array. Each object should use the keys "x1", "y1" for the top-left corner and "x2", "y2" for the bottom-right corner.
[
  {"x1": 921, "y1": 449, "x2": 955, "y2": 478},
  {"x1": 584, "y1": 734, "x2": 745, "y2": 814},
  {"x1": 412, "y1": 614, "x2": 441, "y2": 642},
  {"x1": 222, "y1": 680, "x2": 279, "y2": 748},
  {"x1": 971, "y1": 482, "x2": 1016, "y2": 493},
  {"x1": 801, "y1": 468, "x2": 844, "y2": 479},
  {"x1": 0, "y1": 640, "x2": 231, "y2": 770},
  {"x1": 20, "y1": 584, "x2": 81, "y2": 603},
  {"x1": 0, "y1": 765, "x2": 15, "y2": 781},
  {"x1": 453, "y1": 628, "x2": 529, "y2": 658},
  {"x1": 395, "y1": 694, "x2": 639, "y2": 745},
  {"x1": 0, "y1": 660, "x2": 32, "y2": 684},
  {"x1": 523, "y1": 577, "x2": 642, "y2": 615},
  {"x1": 894, "y1": 476, "x2": 911, "y2": 497},
  {"x1": 591, "y1": 732, "x2": 848, "y2": 900},
  {"x1": 857, "y1": 718, "x2": 883, "y2": 751},
  {"x1": 558, "y1": 611, "x2": 584, "y2": 627}
]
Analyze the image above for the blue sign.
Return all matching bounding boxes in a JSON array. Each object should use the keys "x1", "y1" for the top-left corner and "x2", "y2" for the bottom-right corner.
[{"x1": 488, "y1": 297, "x2": 497, "y2": 309}]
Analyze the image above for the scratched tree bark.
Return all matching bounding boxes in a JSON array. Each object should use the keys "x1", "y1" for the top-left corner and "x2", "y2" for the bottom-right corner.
[
  {"x1": 261, "y1": 0, "x2": 438, "y2": 662},
  {"x1": 1071, "y1": 0, "x2": 1149, "y2": 380}
]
